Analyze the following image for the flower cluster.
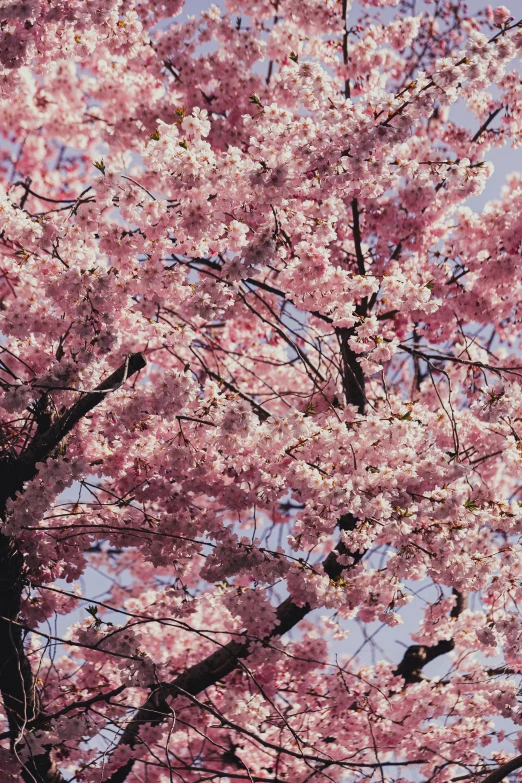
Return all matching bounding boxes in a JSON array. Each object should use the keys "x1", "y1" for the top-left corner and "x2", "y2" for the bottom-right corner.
[{"x1": 1, "y1": 1, "x2": 522, "y2": 783}]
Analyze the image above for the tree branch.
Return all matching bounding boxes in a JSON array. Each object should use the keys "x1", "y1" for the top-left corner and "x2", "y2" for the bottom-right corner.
[
  {"x1": 102, "y1": 514, "x2": 363, "y2": 783},
  {"x1": 351, "y1": 199, "x2": 366, "y2": 278},
  {"x1": 471, "y1": 106, "x2": 503, "y2": 144},
  {"x1": 0, "y1": 352, "x2": 146, "y2": 783},
  {"x1": 479, "y1": 754, "x2": 522, "y2": 783},
  {"x1": 19, "y1": 352, "x2": 146, "y2": 487},
  {"x1": 394, "y1": 591, "x2": 466, "y2": 684},
  {"x1": 102, "y1": 533, "x2": 462, "y2": 783},
  {"x1": 336, "y1": 328, "x2": 366, "y2": 413}
]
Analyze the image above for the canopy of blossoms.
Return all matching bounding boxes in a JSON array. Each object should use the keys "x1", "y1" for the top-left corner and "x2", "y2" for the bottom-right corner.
[{"x1": 2, "y1": 1, "x2": 522, "y2": 782}]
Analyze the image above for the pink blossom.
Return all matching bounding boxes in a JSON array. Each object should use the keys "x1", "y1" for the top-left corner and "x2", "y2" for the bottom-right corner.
[
  {"x1": 492, "y1": 5, "x2": 512, "y2": 26},
  {"x1": 0, "y1": 2, "x2": 522, "y2": 782}
]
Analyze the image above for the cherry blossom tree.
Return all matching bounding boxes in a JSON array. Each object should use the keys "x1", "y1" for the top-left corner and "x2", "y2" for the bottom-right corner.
[{"x1": 3, "y1": 0, "x2": 522, "y2": 781}]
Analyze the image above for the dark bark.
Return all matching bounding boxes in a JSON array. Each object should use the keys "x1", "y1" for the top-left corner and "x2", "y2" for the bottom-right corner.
[
  {"x1": 334, "y1": 199, "x2": 367, "y2": 415},
  {"x1": 102, "y1": 514, "x2": 362, "y2": 783},
  {"x1": 480, "y1": 753, "x2": 522, "y2": 783},
  {"x1": 394, "y1": 591, "x2": 467, "y2": 684},
  {"x1": 337, "y1": 327, "x2": 366, "y2": 413},
  {"x1": 0, "y1": 353, "x2": 146, "y2": 783},
  {"x1": 0, "y1": 352, "x2": 146, "y2": 502}
]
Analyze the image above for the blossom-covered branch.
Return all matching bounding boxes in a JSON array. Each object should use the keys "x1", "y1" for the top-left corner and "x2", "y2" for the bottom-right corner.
[{"x1": 2, "y1": 1, "x2": 522, "y2": 783}]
